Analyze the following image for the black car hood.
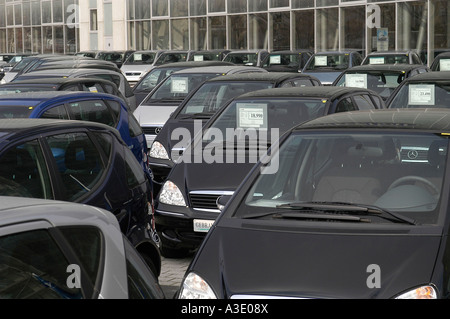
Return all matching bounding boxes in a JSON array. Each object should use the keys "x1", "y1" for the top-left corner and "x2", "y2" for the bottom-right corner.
[{"x1": 195, "y1": 225, "x2": 442, "y2": 299}]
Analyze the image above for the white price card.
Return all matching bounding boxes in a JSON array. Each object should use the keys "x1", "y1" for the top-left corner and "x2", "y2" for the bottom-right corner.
[
  {"x1": 408, "y1": 84, "x2": 435, "y2": 105},
  {"x1": 369, "y1": 57, "x2": 385, "y2": 65},
  {"x1": 237, "y1": 103, "x2": 267, "y2": 128},
  {"x1": 440, "y1": 59, "x2": 450, "y2": 71},
  {"x1": 315, "y1": 56, "x2": 328, "y2": 66},
  {"x1": 345, "y1": 74, "x2": 367, "y2": 88},
  {"x1": 270, "y1": 55, "x2": 281, "y2": 64},
  {"x1": 171, "y1": 77, "x2": 189, "y2": 93}
]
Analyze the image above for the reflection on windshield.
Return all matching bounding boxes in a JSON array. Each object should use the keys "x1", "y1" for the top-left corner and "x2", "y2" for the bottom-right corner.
[{"x1": 240, "y1": 133, "x2": 448, "y2": 225}]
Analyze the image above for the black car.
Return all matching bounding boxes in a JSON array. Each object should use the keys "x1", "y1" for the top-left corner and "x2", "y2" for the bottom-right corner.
[
  {"x1": 262, "y1": 50, "x2": 314, "y2": 73},
  {"x1": 132, "y1": 61, "x2": 235, "y2": 105},
  {"x1": 362, "y1": 50, "x2": 424, "y2": 66},
  {"x1": 386, "y1": 71, "x2": 450, "y2": 109},
  {"x1": 96, "y1": 50, "x2": 136, "y2": 68},
  {"x1": 148, "y1": 72, "x2": 322, "y2": 190},
  {"x1": 178, "y1": 108, "x2": 450, "y2": 299},
  {"x1": 187, "y1": 50, "x2": 231, "y2": 62},
  {"x1": 333, "y1": 64, "x2": 430, "y2": 101},
  {"x1": 155, "y1": 86, "x2": 384, "y2": 256},
  {"x1": 0, "y1": 119, "x2": 161, "y2": 277}
]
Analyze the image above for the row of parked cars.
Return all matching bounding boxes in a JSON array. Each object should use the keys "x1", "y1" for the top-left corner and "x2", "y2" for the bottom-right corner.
[
  {"x1": 0, "y1": 47, "x2": 450, "y2": 299},
  {"x1": 125, "y1": 49, "x2": 450, "y2": 299}
]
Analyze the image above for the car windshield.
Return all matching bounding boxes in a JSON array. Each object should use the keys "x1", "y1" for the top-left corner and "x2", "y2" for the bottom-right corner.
[
  {"x1": 190, "y1": 53, "x2": 222, "y2": 61},
  {"x1": 143, "y1": 73, "x2": 222, "y2": 103},
  {"x1": 265, "y1": 54, "x2": 301, "y2": 67},
  {"x1": 335, "y1": 72, "x2": 404, "y2": 100},
  {"x1": 436, "y1": 58, "x2": 450, "y2": 71},
  {"x1": 125, "y1": 52, "x2": 156, "y2": 64},
  {"x1": 177, "y1": 81, "x2": 275, "y2": 118},
  {"x1": 154, "y1": 53, "x2": 188, "y2": 66},
  {"x1": 203, "y1": 97, "x2": 326, "y2": 144},
  {"x1": 388, "y1": 82, "x2": 450, "y2": 108},
  {"x1": 236, "y1": 132, "x2": 448, "y2": 225},
  {"x1": 133, "y1": 67, "x2": 182, "y2": 92},
  {"x1": 223, "y1": 53, "x2": 259, "y2": 66},
  {"x1": 305, "y1": 54, "x2": 350, "y2": 70},
  {"x1": 0, "y1": 105, "x2": 35, "y2": 118},
  {"x1": 366, "y1": 55, "x2": 409, "y2": 65}
]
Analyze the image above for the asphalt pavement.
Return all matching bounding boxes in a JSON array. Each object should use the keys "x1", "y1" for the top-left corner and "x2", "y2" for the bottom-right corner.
[{"x1": 159, "y1": 255, "x2": 193, "y2": 298}]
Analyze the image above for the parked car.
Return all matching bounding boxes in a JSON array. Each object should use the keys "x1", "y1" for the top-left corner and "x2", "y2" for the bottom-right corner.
[
  {"x1": 430, "y1": 51, "x2": 450, "y2": 71},
  {"x1": 0, "y1": 196, "x2": 165, "y2": 299},
  {"x1": 0, "y1": 78, "x2": 123, "y2": 100},
  {"x1": 149, "y1": 72, "x2": 322, "y2": 190},
  {"x1": 0, "y1": 119, "x2": 161, "y2": 277},
  {"x1": 262, "y1": 50, "x2": 314, "y2": 73},
  {"x1": 11, "y1": 68, "x2": 137, "y2": 111},
  {"x1": 179, "y1": 108, "x2": 449, "y2": 299},
  {"x1": 155, "y1": 86, "x2": 384, "y2": 256},
  {"x1": 133, "y1": 61, "x2": 235, "y2": 105},
  {"x1": 362, "y1": 50, "x2": 423, "y2": 65},
  {"x1": 386, "y1": 71, "x2": 450, "y2": 109},
  {"x1": 133, "y1": 65, "x2": 266, "y2": 148},
  {"x1": 120, "y1": 50, "x2": 166, "y2": 86},
  {"x1": 0, "y1": 91, "x2": 149, "y2": 177},
  {"x1": 223, "y1": 50, "x2": 270, "y2": 67},
  {"x1": 333, "y1": 64, "x2": 430, "y2": 101},
  {"x1": 95, "y1": 50, "x2": 136, "y2": 68},
  {"x1": 0, "y1": 53, "x2": 35, "y2": 73},
  {"x1": 187, "y1": 50, "x2": 231, "y2": 62},
  {"x1": 302, "y1": 50, "x2": 363, "y2": 85},
  {"x1": 152, "y1": 50, "x2": 196, "y2": 68}
]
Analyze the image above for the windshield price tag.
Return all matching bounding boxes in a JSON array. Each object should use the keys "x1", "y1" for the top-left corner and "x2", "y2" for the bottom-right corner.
[
  {"x1": 171, "y1": 77, "x2": 189, "y2": 93},
  {"x1": 237, "y1": 103, "x2": 267, "y2": 128},
  {"x1": 270, "y1": 55, "x2": 281, "y2": 64},
  {"x1": 440, "y1": 59, "x2": 450, "y2": 71},
  {"x1": 409, "y1": 84, "x2": 435, "y2": 105},
  {"x1": 315, "y1": 56, "x2": 327, "y2": 66},
  {"x1": 345, "y1": 74, "x2": 367, "y2": 88},
  {"x1": 369, "y1": 57, "x2": 385, "y2": 64}
]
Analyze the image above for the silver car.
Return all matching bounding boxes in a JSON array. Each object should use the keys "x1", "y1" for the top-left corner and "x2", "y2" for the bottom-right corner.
[
  {"x1": 0, "y1": 196, "x2": 165, "y2": 299},
  {"x1": 120, "y1": 50, "x2": 165, "y2": 86}
]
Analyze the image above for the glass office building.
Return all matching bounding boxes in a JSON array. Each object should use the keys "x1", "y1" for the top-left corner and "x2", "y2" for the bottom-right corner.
[{"x1": 1, "y1": 0, "x2": 449, "y2": 65}]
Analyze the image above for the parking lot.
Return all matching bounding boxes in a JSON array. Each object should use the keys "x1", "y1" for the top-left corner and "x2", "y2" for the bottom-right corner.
[{"x1": 159, "y1": 255, "x2": 193, "y2": 298}]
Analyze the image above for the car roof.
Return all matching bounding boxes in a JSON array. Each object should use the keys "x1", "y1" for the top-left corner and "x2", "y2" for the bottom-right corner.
[
  {"x1": 14, "y1": 68, "x2": 122, "y2": 78},
  {"x1": 171, "y1": 65, "x2": 263, "y2": 74},
  {"x1": 153, "y1": 61, "x2": 234, "y2": 69},
  {"x1": 0, "y1": 77, "x2": 118, "y2": 87},
  {"x1": 401, "y1": 70, "x2": 450, "y2": 82},
  {"x1": 314, "y1": 50, "x2": 360, "y2": 55},
  {"x1": 206, "y1": 72, "x2": 316, "y2": 83},
  {"x1": 0, "y1": 196, "x2": 119, "y2": 230},
  {"x1": 296, "y1": 108, "x2": 450, "y2": 132},
  {"x1": 0, "y1": 90, "x2": 122, "y2": 106},
  {"x1": 366, "y1": 50, "x2": 418, "y2": 56},
  {"x1": 343, "y1": 64, "x2": 426, "y2": 72},
  {"x1": 235, "y1": 86, "x2": 376, "y2": 100}
]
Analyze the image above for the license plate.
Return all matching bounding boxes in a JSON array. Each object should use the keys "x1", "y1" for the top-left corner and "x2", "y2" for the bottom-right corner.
[{"x1": 193, "y1": 219, "x2": 215, "y2": 233}]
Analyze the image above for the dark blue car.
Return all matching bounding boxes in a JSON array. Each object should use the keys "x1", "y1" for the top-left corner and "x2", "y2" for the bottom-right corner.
[{"x1": 0, "y1": 91, "x2": 150, "y2": 178}]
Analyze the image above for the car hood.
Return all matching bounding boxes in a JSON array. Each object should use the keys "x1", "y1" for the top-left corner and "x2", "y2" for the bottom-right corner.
[
  {"x1": 194, "y1": 226, "x2": 441, "y2": 298},
  {"x1": 302, "y1": 70, "x2": 344, "y2": 85},
  {"x1": 133, "y1": 104, "x2": 180, "y2": 127}
]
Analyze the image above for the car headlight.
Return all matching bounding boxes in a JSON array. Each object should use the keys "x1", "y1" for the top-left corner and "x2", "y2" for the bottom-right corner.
[
  {"x1": 149, "y1": 141, "x2": 169, "y2": 159},
  {"x1": 179, "y1": 272, "x2": 217, "y2": 299},
  {"x1": 159, "y1": 180, "x2": 186, "y2": 206},
  {"x1": 395, "y1": 285, "x2": 437, "y2": 299}
]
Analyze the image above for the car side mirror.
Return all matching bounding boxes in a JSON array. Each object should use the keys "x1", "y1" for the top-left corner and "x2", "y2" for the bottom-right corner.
[{"x1": 216, "y1": 195, "x2": 232, "y2": 212}]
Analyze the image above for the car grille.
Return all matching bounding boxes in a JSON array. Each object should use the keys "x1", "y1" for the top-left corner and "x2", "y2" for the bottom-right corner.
[
  {"x1": 189, "y1": 191, "x2": 234, "y2": 212},
  {"x1": 125, "y1": 72, "x2": 142, "y2": 76},
  {"x1": 142, "y1": 126, "x2": 162, "y2": 136}
]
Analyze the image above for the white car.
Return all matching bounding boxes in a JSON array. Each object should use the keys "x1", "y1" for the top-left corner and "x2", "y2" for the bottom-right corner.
[
  {"x1": 0, "y1": 196, "x2": 165, "y2": 299},
  {"x1": 120, "y1": 50, "x2": 165, "y2": 86}
]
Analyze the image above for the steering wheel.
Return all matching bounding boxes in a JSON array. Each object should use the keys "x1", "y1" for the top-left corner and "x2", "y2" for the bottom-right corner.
[{"x1": 387, "y1": 175, "x2": 440, "y2": 196}]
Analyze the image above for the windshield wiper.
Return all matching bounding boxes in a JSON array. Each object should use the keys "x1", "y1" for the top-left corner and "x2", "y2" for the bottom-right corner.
[{"x1": 275, "y1": 202, "x2": 416, "y2": 225}]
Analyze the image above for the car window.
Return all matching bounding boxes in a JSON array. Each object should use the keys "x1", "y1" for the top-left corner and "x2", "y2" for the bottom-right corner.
[
  {"x1": 92, "y1": 132, "x2": 113, "y2": 160},
  {"x1": 62, "y1": 84, "x2": 81, "y2": 92},
  {"x1": 0, "y1": 229, "x2": 82, "y2": 299},
  {"x1": 353, "y1": 94, "x2": 375, "y2": 110},
  {"x1": 58, "y1": 226, "x2": 103, "y2": 297},
  {"x1": 0, "y1": 140, "x2": 53, "y2": 199},
  {"x1": 123, "y1": 236, "x2": 163, "y2": 299},
  {"x1": 68, "y1": 100, "x2": 116, "y2": 127},
  {"x1": 335, "y1": 97, "x2": 357, "y2": 113},
  {"x1": 40, "y1": 104, "x2": 69, "y2": 120},
  {"x1": 79, "y1": 83, "x2": 105, "y2": 93},
  {"x1": 128, "y1": 113, "x2": 144, "y2": 138},
  {"x1": 45, "y1": 133, "x2": 106, "y2": 201}
]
